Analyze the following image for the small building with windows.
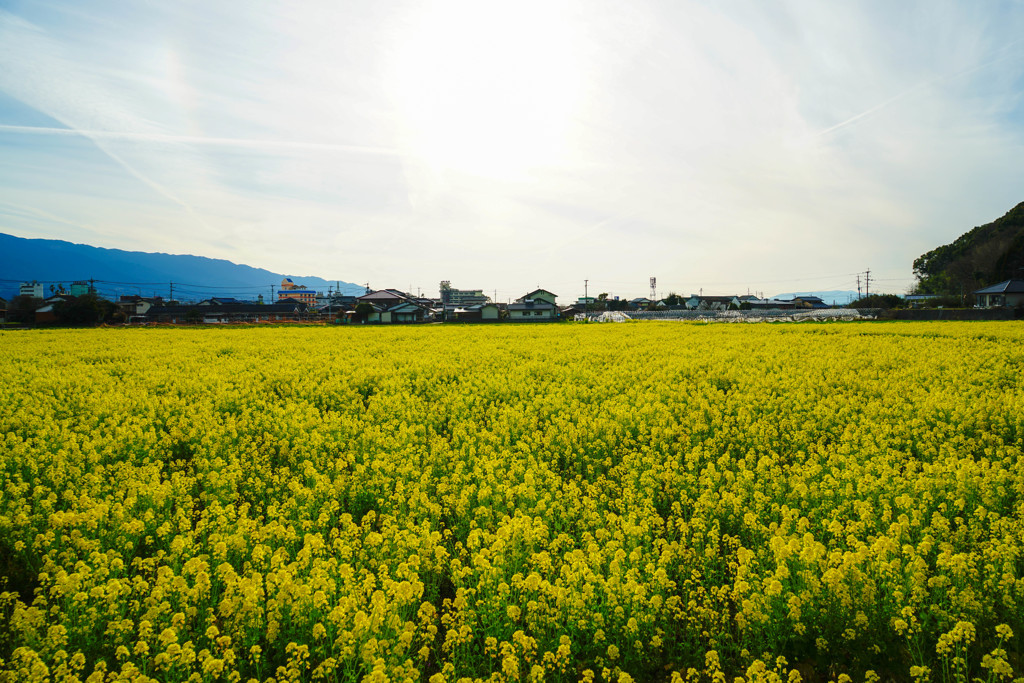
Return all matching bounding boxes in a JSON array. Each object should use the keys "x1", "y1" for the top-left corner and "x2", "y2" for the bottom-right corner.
[
  {"x1": 508, "y1": 289, "x2": 559, "y2": 321},
  {"x1": 790, "y1": 295, "x2": 830, "y2": 309},
  {"x1": 440, "y1": 281, "x2": 490, "y2": 306},
  {"x1": 277, "y1": 278, "x2": 318, "y2": 305},
  {"x1": 449, "y1": 302, "x2": 501, "y2": 322},
  {"x1": 116, "y1": 295, "x2": 163, "y2": 317},
  {"x1": 974, "y1": 279, "x2": 1024, "y2": 308},
  {"x1": 364, "y1": 299, "x2": 434, "y2": 324},
  {"x1": 70, "y1": 281, "x2": 96, "y2": 296}
]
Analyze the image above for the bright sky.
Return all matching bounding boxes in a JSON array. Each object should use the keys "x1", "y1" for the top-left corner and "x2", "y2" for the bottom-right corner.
[{"x1": 1, "y1": 0, "x2": 1023, "y2": 301}]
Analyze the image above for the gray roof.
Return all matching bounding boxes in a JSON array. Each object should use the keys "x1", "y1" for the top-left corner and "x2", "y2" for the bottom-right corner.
[
  {"x1": 387, "y1": 301, "x2": 429, "y2": 312},
  {"x1": 974, "y1": 279, "x2": 1024, "y2": 295},
  {"x1": 518, "y1": 289, "x2": 557, "y2": 302}
]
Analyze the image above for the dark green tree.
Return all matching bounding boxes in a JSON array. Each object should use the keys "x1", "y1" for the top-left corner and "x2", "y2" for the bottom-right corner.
[
  {"x1": 54, "y1": 294, "x2": 116, "y2": 326},
  {"x1": 6, "y1": 295, "x2": 43, "y2": 324},
  {"x1": 607, "y1": 298, "x2": 629, "y2": 311},
  {"x1": 848, "y1": 294, "x2": 905, "y2": 310},
  {"x1": 913, "y1": 201, "x2": 1024, "y2": 294}
]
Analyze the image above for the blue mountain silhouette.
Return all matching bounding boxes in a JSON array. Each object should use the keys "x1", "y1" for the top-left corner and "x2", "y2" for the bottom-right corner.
[{"x1": 0, "y1": 233, "x2": 364, "y2": 301}]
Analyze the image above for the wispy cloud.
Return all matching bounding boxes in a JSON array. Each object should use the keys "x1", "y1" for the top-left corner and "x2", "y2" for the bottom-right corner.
[
  {"x1": 1, "y1": 1, "x2": 1023, "y2": 296},
  {"x1": 0, "y1": 10, "x2": 215, "y2": 229},
  {"x1": 0, "y1": 123, "x2": 403, "y2": 156}
]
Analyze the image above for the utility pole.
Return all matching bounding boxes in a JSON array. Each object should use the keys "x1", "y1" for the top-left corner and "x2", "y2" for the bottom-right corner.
[
  {"x1": 865, "y1": 269, "x2": 871, "y2": 299},
  {"x1": 856, "y1": 275, "x2": 861, "y2": 299},
  {"x1": 584, "y1": 279, "x2": 589, "y2": 311},
  {"x1": 170, "y1": 281, "x2": 174, "y2": 302}
]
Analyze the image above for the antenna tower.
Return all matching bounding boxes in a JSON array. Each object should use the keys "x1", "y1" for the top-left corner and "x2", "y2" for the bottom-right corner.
[{"x1": 649, "y1": 277, "x2": 657, "y2": 301}]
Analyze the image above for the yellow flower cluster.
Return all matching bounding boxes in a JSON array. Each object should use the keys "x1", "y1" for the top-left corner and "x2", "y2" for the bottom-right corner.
[{"x1": 0, "y1": 322, "x2": 1022, "y2": 682}]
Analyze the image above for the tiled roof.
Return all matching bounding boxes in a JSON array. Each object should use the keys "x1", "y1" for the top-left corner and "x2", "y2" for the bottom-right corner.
[{"x1": 974, "y1": 279, "x2": 1024, "y2": 295}]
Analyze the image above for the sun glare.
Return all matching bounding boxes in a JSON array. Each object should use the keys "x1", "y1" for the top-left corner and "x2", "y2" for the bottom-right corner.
[{"x1": 390, "y1": 0, "x2": 586, "y2": 180}]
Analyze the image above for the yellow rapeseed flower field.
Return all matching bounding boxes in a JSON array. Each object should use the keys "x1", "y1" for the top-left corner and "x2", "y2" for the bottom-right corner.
[{"x1": 0, "y1": 322, "x2": 1021, "y2": 683}]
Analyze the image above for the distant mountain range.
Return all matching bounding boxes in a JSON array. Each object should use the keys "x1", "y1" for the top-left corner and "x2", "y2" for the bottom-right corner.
[
  {"x1": 772, "y1": 290, "x2": 859, "y2": 305},
  {"x1": 0, "y1": 233, "x2": 365, "y2": 301}
]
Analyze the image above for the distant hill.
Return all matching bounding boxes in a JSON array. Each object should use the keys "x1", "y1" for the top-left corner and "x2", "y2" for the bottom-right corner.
[
  {"x1": 0, "y1": 233, "x2": 365, "y2": 301},
  {"x1": 913, "y1": 201, "x2": 1024, "y2": 295},
  {"x1": 772, "y1": 290, "x2": 859, "y2": 306}
]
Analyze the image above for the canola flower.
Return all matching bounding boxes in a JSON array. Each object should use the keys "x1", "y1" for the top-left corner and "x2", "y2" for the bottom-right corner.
[{"x1": 0, "y1": 322, "x2": 1021, "y2": 683}]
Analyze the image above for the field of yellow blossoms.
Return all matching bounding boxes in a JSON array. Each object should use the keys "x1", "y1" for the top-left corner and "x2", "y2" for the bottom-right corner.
[{"x1": 0, "y1": 322, "x2": 1021, "y2": 683}]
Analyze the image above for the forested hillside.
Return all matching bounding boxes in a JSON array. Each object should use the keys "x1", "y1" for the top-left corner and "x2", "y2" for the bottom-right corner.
[{"x1": 913, "y1": 201, "x2": 1024, "y2": 294}]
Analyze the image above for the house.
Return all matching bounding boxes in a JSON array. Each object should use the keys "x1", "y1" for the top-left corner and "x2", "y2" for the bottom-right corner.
[
  {"x1": 312, "y1": 294, "x2": 358, "y2": 321},
  {"x1": 357, "y1": 289, "x2": 414, "y2": 309},
  {"x1": 561, "y1": 304, "x2": 585, "y2": 319},
  {"x1": 34, "y1": 295, "x2": 69, "y2": 324},
  {"x1": 357, "y1": 289, "x2": 438, "y2": 323},
  {"x1": 0, "y1": 296, "x2": 6, "y2": 323},
  {"x1": 317, "y1": 292, "x2": 358, "y2": 309},
  {"x1": 974, "y1": 279, "x2": 1024, "y2": 308},
  {"x1": 450, "y1": 302, "x2": 501, "y2": 322},
  {"x1": 508, "y1": 289, "x2": 559, "y2": 321},
  {"x1": 363, "y1": 303, "x2": 387, "y2": 323},
  {"x1": 520, "y1": 289, "x2": 557, "y2": 306},
  {"x1": 387, "y1": 301, "x2": 432, "y2": 323},
  {"x1": 790, "y1": 295, "x2": 830, "y2": 309},
  {"x1": 477, "y1": 303, "x2": 500, "y2": 321},
  {"x1": 116, "y1": 295, "x2": 163, "y2": 318},
  {"x1": 629, "y1": 297, "x2": 653, "y2": 309},
  {"x1": 363, "y1": 298, "x2": 435, "y2": 324},
  {"x1": 199, "y1": 297, "x2": 246, "y2": 306}
]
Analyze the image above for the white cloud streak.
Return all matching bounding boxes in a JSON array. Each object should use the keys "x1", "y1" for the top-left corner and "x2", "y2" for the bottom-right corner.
[
  {"x1": 0, "y1": 10, "x2": 215, "y2": 230},
  {"x1": 1, "y1": 1, "x2": 1022, "y2": 297},
  {"x1": 0, "y1": 124, "x2": 403, "y2": 156}
]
